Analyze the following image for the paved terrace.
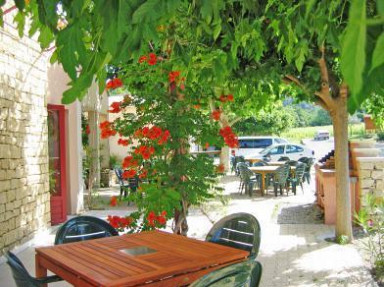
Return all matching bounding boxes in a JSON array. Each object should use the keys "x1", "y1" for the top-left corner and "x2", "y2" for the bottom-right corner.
[{"x1": 0, "y1": 174, "x2": 378, "y2": 287}]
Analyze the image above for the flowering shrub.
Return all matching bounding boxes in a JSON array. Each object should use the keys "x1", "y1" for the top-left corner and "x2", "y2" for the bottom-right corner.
[
  {"x1": 355, "y1": 194, "x2": 384, "y2": 282},
  {"x1": 104, "y1": 51, "x2": 238, "y2": 235},
  {"x1": 107, "y1": 211, "x2": 167, "y2": 233}
]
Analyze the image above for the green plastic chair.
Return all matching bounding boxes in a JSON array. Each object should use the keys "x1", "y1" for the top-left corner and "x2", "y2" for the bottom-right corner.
[
  {"x1": 271, "y1": 164, "x2": 290, "y2": 196},
  {"x1": 237, "y1": 164, "x2": 259, "y2": 196},
  {"x1": 5, "y1": 251, "x2": 63, "y2": 287},
  {"x1": 287, "y1": 163, "x2": 306, "y2": 195},
  {"x1": 190, "y1": 259, "x2": 262, "y2": 287},
  {"x1": 206, "y1": 213, "x2": 261, "y2": 258},
  {"x1": 55, "y1": 216, "x2": 118, "y2": 245}
]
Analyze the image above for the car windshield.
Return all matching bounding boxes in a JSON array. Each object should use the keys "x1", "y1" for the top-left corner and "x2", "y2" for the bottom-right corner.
[{"x1": 259, "y1": 146, "x2": 273, "y2": 155}]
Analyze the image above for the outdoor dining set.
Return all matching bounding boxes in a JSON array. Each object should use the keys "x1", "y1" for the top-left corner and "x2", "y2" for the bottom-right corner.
[
  {"x1": 5, "y1": 213, "x2": 263, "y2": 287},
  {"x1": 233, "y1": 156, "x2": 314, "y2": 197}
]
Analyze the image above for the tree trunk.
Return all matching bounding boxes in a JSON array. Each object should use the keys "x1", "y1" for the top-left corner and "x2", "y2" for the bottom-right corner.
[
  {"x1": 220, "y1": 145, "x2": 230, "y2": 172},
  {"x1": 332, "y1": 88, "x2": 353, "y2": 241}
]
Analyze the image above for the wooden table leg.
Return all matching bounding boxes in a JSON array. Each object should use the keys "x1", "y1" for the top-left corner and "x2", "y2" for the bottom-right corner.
[
  {"x1": 35, "y1": 253, "x2": 48, "y2": 287},
  {"x1": 260, "y1": 174, "x2": 265, "y2": 196}
]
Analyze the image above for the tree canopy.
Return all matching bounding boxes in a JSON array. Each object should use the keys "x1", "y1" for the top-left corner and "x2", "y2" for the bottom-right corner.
[{"x1": 2, "y1": 0, "x2": 382, "y2": 110}]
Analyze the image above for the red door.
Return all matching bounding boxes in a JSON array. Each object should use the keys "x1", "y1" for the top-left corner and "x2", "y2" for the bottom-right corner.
[{"x1": 48, "y1": 104, "x2": 67, "y2": 225}]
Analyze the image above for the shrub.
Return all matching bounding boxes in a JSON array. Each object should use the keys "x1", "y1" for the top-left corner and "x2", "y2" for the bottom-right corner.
[{"x1": 355, "y1": 194, "x2": 384, "y2": 282}]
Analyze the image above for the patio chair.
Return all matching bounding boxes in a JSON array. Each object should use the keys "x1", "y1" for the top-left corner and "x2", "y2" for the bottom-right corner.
[
  {"x1": 54, "y1": 215, "x2": 118, "y2": 245},
  {"x1": 287, "y1": 162, "x2": 306, "y2": 195},
  {"x1": 271, "y1": 164, "x2": 290, "y2": 196},
  {"x1": 233, "y1": 156, "x2": 246, "y2": 175},
  {"x1": 286, "y1": 160, "x2": 298, "y2": 166},
  {"x1": 300, "y1": 157, "x2": 314, "y2": 183},
  {"x1": 5, "y1": 251, "x2": 63, "y2": 287},
  {"x1": 114, "y1": 168, "x2": 130, "y2": 198},
  {"x1": 189, "y1": 258, "x2": 262, "y2": 287},
  {"x1": 237, "y1": 163, "x2": 259, "y2": 196},
  {"x1": 205, "y1": 212, "x2": 261, "y2": 258}
]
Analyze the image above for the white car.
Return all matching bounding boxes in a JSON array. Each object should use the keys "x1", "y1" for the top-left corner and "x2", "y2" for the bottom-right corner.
[
  {"x1": 231, "y1": 136, "x2": 288, "y2": 157},
  {"x1": 246, "y1": 143, "x2": 314, "y2": 162}
]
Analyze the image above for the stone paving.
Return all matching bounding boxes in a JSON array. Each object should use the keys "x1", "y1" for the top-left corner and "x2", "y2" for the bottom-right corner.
[{"x1": 0, "y1": 174, "x2": 379, "y2": 286}]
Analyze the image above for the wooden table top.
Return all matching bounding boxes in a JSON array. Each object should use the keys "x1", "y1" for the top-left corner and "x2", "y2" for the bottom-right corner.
[
  {"x1": 35, "y1": 230, "x2": 248, "y2": 287},
  {"x1": 267, "y1": 161, "x2": 287, "y2": 166},
  {"x1": 249, "y1": 166, "x2": 280, "y2": 172}
]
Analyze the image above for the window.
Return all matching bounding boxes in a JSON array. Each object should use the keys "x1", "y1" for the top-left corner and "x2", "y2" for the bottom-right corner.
[
  {"x1": 286, "y1": 145, "x2": 303, "y2": 153},
  {"x1": 254, "y1": 139, "x2": 272, "y2": 148},
  {"x1": 269, "y1": 146, "x2": 285, "y2": 155},
  {"x1": 239, "y1": 140, "x2": 253, "y2": 148}
]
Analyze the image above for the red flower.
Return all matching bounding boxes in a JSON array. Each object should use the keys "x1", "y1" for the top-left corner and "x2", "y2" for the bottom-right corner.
[
  {"x1": 107, "y1": 215, "x2": 133, "y2": 229},
  {"x1": 109, "y1": 196, "x2": 117, "y2": 207},
  {"x1": 122, "y1": 169, "x2": 137, "y2": 179},
  {"x1": 211, "y1": 110, "x2": 221, "y2": 121},
  {"x1": 138, "y1": 55, "x2": 147, "y2": 63},
  {"x1": 118, "y1": 138, "x2": 130, "y2": 146},
  {"x1": 219, "y1": 95, "x2": 227, "y2": 102},
  {"x1": 99, "y1": 121, "x2": 116, "y2": 139},
  {"x1": 139, "y1": 168, "x2": 148, "y2": 179},
  {"x1": 193, "y1": 104, "x2": 201, "y2": 109},
  {"x1": 142, "y1": 126, "x2": 150, "y2": 137},
  {"x1": 147, "y1": 211, "x2": 156, "y2": 226},
  {"x1": 216, "y1": 164, "x2": 225, "y2": 173},
  {"x1": 219, "y1": 94, "x2": 234, "y2": 102},
  {"x1": 168, "y1": 71, "x2": 180, "y2": 83},
  {"x1": 108, "y1": 101, "x2": 122, "y2": 113},
  {"x1": 122, "y1": 156, "x2": 139, "y2": 168},
  {"x1": 147, "y1": 53, "x2": 157, "y2": 65},
  {"x1": 85, "y1": 125, "x2": 90, "y2": 135},
  {"x1": 106, "y1": 78, "x2": 123, "y2": 90},
  {"x1": 219, "y1": 126, "x2": 239, "y2": 148},
  {"x1": 135, "y1": 145, "x2": 155, "y2": 160}
]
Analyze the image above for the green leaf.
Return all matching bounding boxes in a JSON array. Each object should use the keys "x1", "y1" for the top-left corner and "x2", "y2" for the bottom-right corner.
[
  {"x1": 62, "y1": 73, "x2": 93, "y2": 104},
  {"x1": 57, "y1": 21, "x2": 86, "y2": 79},
  {"x1": 305, "y1": 0, "x2": 317, "y2": 19},
  {"x1": 40, "y1": 0, "x2": 58, "y2": 29},
  {"x1": 14, "y1": 0, "x2": 25, "y2": 11},
  {"x1": 341, "y1": 0, "x2": 366, "y2": 95},
  {"x1": 13, "y1": 11, "x2": 25, "y2": 37},
  {"x1": 378, "y1": 0, "x2": 384, "y2": 17},
  {"x1": 38, "y1": 25, "x2": 54, "y2": 49},
  {"x1": 99, "y1": 0, "x2": 132, "y2": 56},
  {"x1": 295, "y1": 43, "x2": 308, "y2": 72},
  {"x1": 370, "y1": 34, "x2": 384, "y2": 73},
  {"x1": 50, "y1": 50, "x2": 58, "y2": 64},
  {"x1": 132, "y1": 0, "x2": 160, "y2": 24}
]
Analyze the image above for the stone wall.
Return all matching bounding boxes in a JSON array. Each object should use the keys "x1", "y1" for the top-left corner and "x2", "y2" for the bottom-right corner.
[
  {"x1": 356, "y1": 157, "x2": 384, "y2": 208},
  {"x1": 0, "y1": 14, "x2": 51, "y2": 252}
]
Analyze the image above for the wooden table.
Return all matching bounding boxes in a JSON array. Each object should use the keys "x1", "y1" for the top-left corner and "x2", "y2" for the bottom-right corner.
[
  {"x1": 35, "y1": 230, "x2": 248, "y2": 287},
  {"x1": 249, "y1": 166, "x2": 280, "y2": 195},
  {"x1": 267, "y1": 161, "x2": 286, "y2": 166}
]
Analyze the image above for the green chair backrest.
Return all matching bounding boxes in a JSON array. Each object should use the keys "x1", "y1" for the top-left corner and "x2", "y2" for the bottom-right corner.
[
  {"x1": 294, "y1": 163, "x2": 306, "y2": 181},
  {"x1": 190, "y1": 259, "x2": 262, "y2": 287},
  {"x1": 274, "y1": 164, "x2": 290, "y2": 184},
  {"x1": 206, "y1": 212, "x2": 261, "y2": 258}
]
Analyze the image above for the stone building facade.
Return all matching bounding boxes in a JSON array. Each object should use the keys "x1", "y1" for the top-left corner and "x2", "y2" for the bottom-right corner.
[
  {"x1": 0, "y1": 14, "x2": 51, "y2": 251},
  {"x1": 356, "y1": 157, "x2": 384, "y2": 208}
]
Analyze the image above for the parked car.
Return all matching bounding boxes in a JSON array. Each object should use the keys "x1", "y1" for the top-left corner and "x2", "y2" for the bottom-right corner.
[
  {"x1": 314, "y1": 130, "x2": 330, "y2": 140},
  {"x1": 246, "y1": 143, "x2": 314, "y2": 162},
  {"x1": 231, "y1": 136, "x2": 288, "y2": 157}
]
